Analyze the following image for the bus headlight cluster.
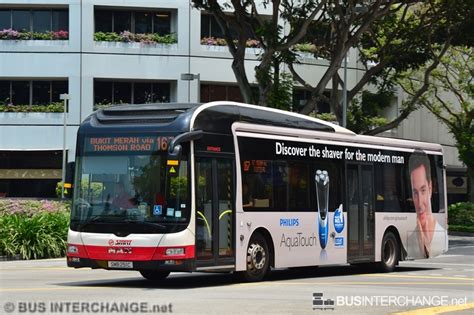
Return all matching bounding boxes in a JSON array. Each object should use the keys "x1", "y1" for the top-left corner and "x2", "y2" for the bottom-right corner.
[
  {"x1": 165, "y1": 248, "x2": 184, "y2": 256},
  {"x1": 67, "y1": 245, "x2": 78, "y2": 254}
]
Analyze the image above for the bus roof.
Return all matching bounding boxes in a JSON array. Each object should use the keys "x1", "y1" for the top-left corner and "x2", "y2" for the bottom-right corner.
[
  {"x1": 81, "y1": 101, "x2": 442, "y2": 154},
  {"x1": 82, "y1": 101, "x2": 352, "y2": 135}
]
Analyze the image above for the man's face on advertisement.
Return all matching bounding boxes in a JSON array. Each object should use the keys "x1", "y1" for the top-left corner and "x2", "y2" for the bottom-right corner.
[{"x1": 410, "y1": 165, "x2": 432, "y2": 224}]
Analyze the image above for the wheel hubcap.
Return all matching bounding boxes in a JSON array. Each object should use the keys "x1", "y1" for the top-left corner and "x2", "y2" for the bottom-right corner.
[{"x1": 247, "y1": 243, "x2": 266, "y2": 271}]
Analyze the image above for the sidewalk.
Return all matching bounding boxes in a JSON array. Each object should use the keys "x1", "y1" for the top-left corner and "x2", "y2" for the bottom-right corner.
[
  {"x1": 448, "y1": 231, "x2": 474, "y2": 237},
  {"x1": 448, "y1": 233, "x2": 474, "y2": 248}
]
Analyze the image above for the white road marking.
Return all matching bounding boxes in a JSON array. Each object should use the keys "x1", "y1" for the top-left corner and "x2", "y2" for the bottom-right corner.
[{"x1": 401, "y1": 261, "x2": 474, "y2": 266}]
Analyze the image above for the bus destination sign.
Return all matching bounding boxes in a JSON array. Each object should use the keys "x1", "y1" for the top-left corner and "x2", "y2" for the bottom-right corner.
[{"x1": 85, "y1": 136, "x2": 174, "y2": 153}]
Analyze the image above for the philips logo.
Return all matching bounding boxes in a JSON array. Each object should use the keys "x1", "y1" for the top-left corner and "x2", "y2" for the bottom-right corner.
[
  {"x1": 333, "y1": 207, "x2": 345, "y2": 233},
  {"x1": 280, "y1": 218, "x2": 299, "y2": 227},
  {"x1": 335, "y1": 237, "x2": 344, "y2": 247}
]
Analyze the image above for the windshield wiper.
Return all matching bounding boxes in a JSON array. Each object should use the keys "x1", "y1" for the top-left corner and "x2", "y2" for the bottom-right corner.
[
  {"x1": 123, "y1": 220, "x2": 166, "y2": 230},
  {"x1": 76, "y1": 215, "x2": 107, "y2": 231}
]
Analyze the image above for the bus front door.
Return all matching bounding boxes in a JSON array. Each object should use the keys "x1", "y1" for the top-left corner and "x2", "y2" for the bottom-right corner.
[
  {"x1": 347, "y1": 163, "x2": 375, "y2": 262},
  {"x1": 195, "y1": 157, "x2": 235, "y2": 270}
]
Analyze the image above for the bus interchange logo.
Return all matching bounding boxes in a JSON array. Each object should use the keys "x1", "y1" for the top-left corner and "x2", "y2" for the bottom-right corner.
[{"x1": 313, "y1": 292, "x2": 335, "y2": 310}]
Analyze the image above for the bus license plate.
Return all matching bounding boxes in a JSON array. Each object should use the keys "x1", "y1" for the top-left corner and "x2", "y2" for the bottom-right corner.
[{"x1": 108, "y1": 261, "x2": 133, "y2": 269}]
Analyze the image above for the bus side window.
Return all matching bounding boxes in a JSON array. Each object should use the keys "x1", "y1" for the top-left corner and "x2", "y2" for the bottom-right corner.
[{"x1": 242, "y1": 182, "x2": 254, "y2": 208}]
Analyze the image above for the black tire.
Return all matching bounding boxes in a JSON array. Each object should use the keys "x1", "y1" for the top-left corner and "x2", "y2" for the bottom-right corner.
[
  {"x1": 378, "y1": 231, "x2": 399, "y2": 273},
  {"x1": 237, "y1": 233, "x2": 270, "y2": 282},
  {"x1": 139, "y1": 270, "x2": 170, "y2": 281}
]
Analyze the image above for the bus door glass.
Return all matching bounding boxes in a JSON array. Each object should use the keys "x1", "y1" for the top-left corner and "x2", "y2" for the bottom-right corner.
[
  {"x1": 347, "y1": 163, "x2": 375, "y2": 261},
  {"x1": 195, "y1": 157, "x2": 234, "y2": 265}
]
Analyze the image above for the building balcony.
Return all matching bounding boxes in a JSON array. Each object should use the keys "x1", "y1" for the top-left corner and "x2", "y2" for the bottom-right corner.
[{"x1": 0, "y1": 111, "x2": 67, "y2": 125}]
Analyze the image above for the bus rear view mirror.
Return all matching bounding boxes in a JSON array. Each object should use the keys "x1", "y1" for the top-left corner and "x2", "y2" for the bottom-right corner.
[
  {"x1": 64, "y1": 161, "x2": 75, "y2": 199},
  {"x1": 167, "y1": 130, "x2": 203, "y2": 161},
  {"x1": 168, "y1": 144, "x2": 182, "y2": 161}
]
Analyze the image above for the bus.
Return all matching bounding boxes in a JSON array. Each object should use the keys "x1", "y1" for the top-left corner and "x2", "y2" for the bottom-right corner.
[{"x1": 67, "y1": 101, "x2": 448, "y2": 282}]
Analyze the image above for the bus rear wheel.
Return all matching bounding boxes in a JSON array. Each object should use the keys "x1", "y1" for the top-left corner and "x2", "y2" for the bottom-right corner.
[
  {"x1": 238, "y1": 233, "x2": 270, "y2": 282},
  {"x1": 378, "y1": 231, "x2": 399, "y2": 273},
  {"x1": 139, "y1": 270, "x2": 170, "y2": 281}
]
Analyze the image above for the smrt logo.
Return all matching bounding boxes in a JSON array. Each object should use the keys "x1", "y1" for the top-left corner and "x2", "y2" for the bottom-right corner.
[{"x1": 108, "y1": 239, "x2": 132, "y2": 246}]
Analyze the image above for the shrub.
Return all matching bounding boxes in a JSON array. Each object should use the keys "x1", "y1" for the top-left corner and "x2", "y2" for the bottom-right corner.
[
  {"x1": 448, "y1": 202, "x2": 474, "y2": 227},
  {"x1": 0, "y1": 28, "x2": 21, "y2": 39},
  {"x1": 293, "y1": 42, "x2": 317, "y2": 54},
  {"x1": 0, "y1": 199, "x2": 70, "y2": 217},
  {"x1": 55, "y1": 182, "x2": 73, "y2": 199},
  {"x1": 448, "y1": 225, "x2": 474, "y2": 233},
  {"x1": 0, "y1": 212, "x2": 69, "y2": 259},
  {"x1": 0, "y1": 199, "x2": 70, "y2": 259},
  {"x1": 94, "y1": 31, "x2": 121, "y2": 42},
  {"x1": 51, "y1": 30, "x2": 69, "y2": 40},
  {"x1": 0, "y1": 29, "x2": 68, "y2": 40},
  {"x1": 200, "y1": 37, "x2": 261, "y2": 48},
  {"x1": 315, "y1": 112, "x2": 338, "y2": 122},
  {"x1": 94, "y1": 31, "x2": 177, "y2": 44},
  {"x1": 0, "y1": 102, "x2": 64, "y2": 113}
]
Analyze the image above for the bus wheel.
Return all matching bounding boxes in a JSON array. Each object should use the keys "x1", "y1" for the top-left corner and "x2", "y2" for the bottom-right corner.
[
  {"x1": 139, "y1": 270, "x2": 170, "y2": 281},
  {"x1": 240, "y1": 233, "x2": 270, "y2": 282},
  {"x1": 378, "y1": 232, "x2": 399, "y2": 273}
]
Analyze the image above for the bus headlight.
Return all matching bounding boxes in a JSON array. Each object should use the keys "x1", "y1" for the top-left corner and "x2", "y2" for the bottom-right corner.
[
  {"x1": 67, "y1": 245, "x2": 78, "y2": 254},
  {"x1": 165, "y1": 248, "x2": 184, "y2": 256}
]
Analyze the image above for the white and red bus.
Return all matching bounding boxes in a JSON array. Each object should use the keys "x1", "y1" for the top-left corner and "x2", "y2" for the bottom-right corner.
[{"x1": 67, "y1": 102, "x2": 448, "y2": 281}]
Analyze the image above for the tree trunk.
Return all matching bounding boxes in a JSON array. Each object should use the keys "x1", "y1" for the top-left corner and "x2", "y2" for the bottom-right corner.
[
  {"x1": 330, "y1": 73, "x2": 342, "y2": 124},
  {"x1": 467, "y1": 165, "x2": 474, "y2": 203},
  {"x1": 231, "y1": 57, "x2": 255, "y2": 104}
]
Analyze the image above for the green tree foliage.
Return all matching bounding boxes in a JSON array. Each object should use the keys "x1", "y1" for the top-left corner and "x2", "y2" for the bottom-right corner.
[
  {"x1": 192, "y1": 0, "x2": 324, "y2": 106},
  {"x1": 401, "y1": 46, "x2": 473, "y2": 201},
  {"x1": 193, "y1": 0, "x2": 472, "y2": 136},
  {"x1": 290, "y1": 0, "x2": 471, "y2": 132},
  {"x1": 355, "y1": 0, "x2": 473, "y2": 135},
  {"x1": 346, "y1": 91, "x2": 391, "y2": 134}
]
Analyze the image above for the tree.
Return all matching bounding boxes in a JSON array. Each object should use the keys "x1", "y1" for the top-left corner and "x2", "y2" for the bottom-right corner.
[
  {"x1": 288, "y1": 0, "x2": 469, "y2": 134},
  {"x1": 193, "y1": 1, "x2": 472, "y2": 136},
  {"x1": 193, "y1": 1, "x2": 445, "y2": 129},
  {"x1": 401, "y1": 47, "x2": 473, "y2": 201},
  {"x1": 193, "y1": 0, "x2": 325, "y2": 105},
  {"x1": 288, "y1": 0, "x2": 407, "y2": 118}
]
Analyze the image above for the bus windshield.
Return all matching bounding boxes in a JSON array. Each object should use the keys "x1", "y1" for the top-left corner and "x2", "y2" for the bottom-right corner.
[{"x1": 71, "y1": 136, "x2": 189, "y2": 234}]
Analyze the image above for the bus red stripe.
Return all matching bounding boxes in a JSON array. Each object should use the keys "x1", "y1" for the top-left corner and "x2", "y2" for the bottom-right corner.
[{"x1": 67, "y1": 244, "x2": 195, "y2": 261}]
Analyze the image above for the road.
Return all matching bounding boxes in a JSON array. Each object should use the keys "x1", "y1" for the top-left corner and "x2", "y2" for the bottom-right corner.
[{"x1": 1, "y1": 235, "x2": 473, "y2": 315}]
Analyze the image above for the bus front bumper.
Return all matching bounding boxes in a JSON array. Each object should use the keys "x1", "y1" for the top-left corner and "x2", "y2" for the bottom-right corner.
[{"x1": 66, "y1": 256, "x2": 194, "y2": 272}]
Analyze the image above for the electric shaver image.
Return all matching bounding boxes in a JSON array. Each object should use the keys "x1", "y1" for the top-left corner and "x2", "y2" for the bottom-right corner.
[{"x1": 315, "y1": 170, "x2": 329, "y2": 249}]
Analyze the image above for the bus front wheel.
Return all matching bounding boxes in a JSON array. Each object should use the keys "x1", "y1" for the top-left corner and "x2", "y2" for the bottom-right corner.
[
  {"x1": 139, "y1": 270, "x2": 170, "y2": 281},
  {"x1": 239, "y1": 233, "x2": 270, "y2": 282},
  {"x1": 378, "y1": 231, "x2": 399, "y2": 273}
]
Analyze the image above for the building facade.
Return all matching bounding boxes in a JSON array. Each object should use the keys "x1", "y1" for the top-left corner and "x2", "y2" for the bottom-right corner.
[{"x1": 0, "y1": 0, "x2": 466, "y2": 200}]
